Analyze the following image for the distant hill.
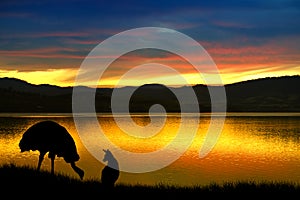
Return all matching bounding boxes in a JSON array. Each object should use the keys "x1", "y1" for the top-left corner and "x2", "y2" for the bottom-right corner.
[
  {"x1": 224, "y1": 76, "x2": 300, "y2": 112},
  {"x1": 0, "y1": 77, "x2": 73, "y2": 96},
  {"x1": 0, "y1": 75, "x2": 299, "y2": 113}
]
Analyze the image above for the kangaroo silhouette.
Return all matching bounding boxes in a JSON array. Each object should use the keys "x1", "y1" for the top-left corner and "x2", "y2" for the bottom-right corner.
[{"x1": 101, "y1": 149, "x2": 119, "y2": 189}]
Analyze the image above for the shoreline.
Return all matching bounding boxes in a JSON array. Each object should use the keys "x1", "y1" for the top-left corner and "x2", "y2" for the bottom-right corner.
[{"x1": 1, "y1": 163, "x2": 299, "y2": 196}]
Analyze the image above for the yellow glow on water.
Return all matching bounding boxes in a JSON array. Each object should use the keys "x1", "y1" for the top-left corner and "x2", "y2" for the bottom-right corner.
[
  {"x1": 99, "y1": 116, "x2": 180, "y2": 153},
  {"x1": 182, "y1": 116, "x2": 300, "y2": 184},
  {"x1": 0, "y1": 114, "x2": 299, "y2": 185}
]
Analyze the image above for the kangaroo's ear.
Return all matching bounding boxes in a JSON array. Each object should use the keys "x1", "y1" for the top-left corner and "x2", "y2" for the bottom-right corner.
[{"x1": 103, "y1": 149, "x2": 107, "y2": 153}]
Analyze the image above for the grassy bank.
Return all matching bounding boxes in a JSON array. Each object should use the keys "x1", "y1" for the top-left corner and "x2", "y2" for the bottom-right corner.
[{"x1": 0, "y1": 163, "x2": 299, "y2": 198}]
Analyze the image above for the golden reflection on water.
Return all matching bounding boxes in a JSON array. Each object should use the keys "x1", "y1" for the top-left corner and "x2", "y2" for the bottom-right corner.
[
  {"x1": 0, "y1": 113, "x2": 299, "y2": 186},
  {"x1": 98, "y1": 116, "x2": 180, "y2": 153}
]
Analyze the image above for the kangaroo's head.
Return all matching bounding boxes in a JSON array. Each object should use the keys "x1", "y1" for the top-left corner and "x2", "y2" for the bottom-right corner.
[{"x1": 103, "y1": 149, "x2": 113, "y2": 162}]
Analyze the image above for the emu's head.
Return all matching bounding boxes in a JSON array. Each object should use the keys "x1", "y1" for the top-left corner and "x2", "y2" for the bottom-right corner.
[{"x1": 19, "y1": 137, "x2": 29, "y2": 152}]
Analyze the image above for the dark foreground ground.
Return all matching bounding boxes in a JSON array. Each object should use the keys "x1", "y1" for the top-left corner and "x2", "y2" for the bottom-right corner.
[{"x1": 0, "y1": 163, "x2": 299, "y2": 199}]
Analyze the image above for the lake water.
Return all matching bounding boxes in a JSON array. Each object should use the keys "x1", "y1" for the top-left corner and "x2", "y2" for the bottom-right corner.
[{"x1": 0, "y1": 112, "x2": 299, "y2": 186}]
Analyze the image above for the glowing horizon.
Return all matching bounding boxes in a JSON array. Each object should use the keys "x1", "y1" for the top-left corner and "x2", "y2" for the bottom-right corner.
[
  {"x1": 1, "y1": 67, "x2": 299, "y2": 88},
  {"x1": 1, "y1": 41, "x2": 299, "y2": 87},
  {"x1": 1, "y1": 45, "x2": 299, "y2": 87}
]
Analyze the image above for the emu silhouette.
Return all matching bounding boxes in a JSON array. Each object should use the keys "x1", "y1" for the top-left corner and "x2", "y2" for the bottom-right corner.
[
  {"x1": 19, "y1": 120, "x2": 84, "y2": 179},
  {"x1": 101, "y1": 149, "x2": 119, "y2": 189}
]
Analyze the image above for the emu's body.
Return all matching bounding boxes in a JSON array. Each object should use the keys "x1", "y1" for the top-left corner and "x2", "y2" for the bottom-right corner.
[
  {"x1": 101, "y1": 149, "x2": 119, "y2": 188},
  {"x1": 19, "y1": 120, "x2": 84, "y2": 179}
]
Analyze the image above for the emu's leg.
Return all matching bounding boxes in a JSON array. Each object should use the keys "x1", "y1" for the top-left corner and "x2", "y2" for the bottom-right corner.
[
  {"x1": 48, "y1": 152, "x2": 55, "y2": 175},
  {"x1": 37, "y1": 151, "x2": 46, "y2": 171},
  {"x1": 71, "y1": 162, "x2": 84, "y2": 180}
]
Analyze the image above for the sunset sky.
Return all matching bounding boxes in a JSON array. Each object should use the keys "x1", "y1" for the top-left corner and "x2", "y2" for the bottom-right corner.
[{"x1": 1, "y1": 0, "x2": 300, "y2": 87}]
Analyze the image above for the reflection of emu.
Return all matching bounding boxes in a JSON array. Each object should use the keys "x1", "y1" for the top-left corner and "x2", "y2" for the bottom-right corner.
[
  {"x1": 19, "y1": 121, "x2": 84, "y2": 180},
  {"x1": 101, "y1": 149, "x2": 119, "y2": 188}
]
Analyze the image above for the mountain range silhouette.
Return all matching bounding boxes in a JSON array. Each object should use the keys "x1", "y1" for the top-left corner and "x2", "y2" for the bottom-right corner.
[{"x1": 0, "y1": 75, "x2": 299, "y2": 112}]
